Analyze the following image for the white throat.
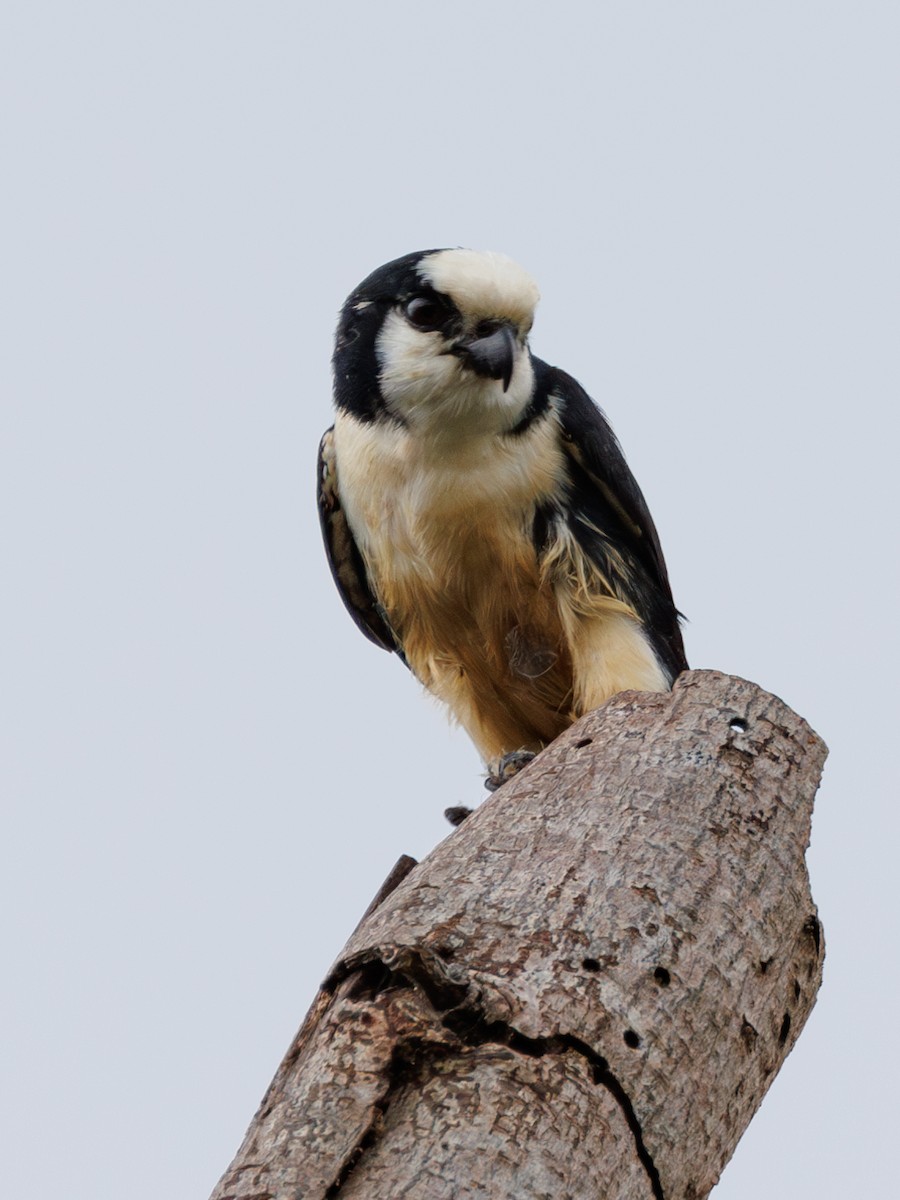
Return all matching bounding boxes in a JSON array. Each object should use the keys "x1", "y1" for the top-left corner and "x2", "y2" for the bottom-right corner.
[{"x1": 375, "y1": 309, "x2": 535, "y2": 443}]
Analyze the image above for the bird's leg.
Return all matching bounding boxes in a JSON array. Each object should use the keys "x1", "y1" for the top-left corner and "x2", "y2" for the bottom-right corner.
[
  {"x1": 484, "y1": 749, "x2": 537, "y2": 792},
  {"x1": 444, "y1": 749, "x2": 539, "y2": 826}
]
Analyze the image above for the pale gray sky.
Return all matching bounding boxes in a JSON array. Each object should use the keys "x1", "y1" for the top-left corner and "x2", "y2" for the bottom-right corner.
[{"x1": 2, "y1": 3, "x2": 898, "y2": 1196}]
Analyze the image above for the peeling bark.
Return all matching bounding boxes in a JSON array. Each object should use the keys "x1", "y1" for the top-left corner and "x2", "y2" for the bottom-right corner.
[{"x1": 210, "y1": 671, "x2": 826, "y2": 1200}]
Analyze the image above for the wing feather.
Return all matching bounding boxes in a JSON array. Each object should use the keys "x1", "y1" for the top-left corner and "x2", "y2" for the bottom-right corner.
[
  {"x1": 540, "y1": 363, "x2": 688, "y2": 680},
  {"x1": 317, "y1": 427, "x2": 397, "y2": 653}
]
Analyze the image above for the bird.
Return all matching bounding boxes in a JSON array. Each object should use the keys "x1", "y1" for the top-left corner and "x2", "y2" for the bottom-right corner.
[{"x1": 318, "y1": 248, "x2": 686, "y2": 788}]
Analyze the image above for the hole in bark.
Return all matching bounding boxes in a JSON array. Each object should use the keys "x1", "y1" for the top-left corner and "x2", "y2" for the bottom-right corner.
[
  {"x1": 759, "y1": 957, "x2": 773, "y2": 974},
  {"x1": 729, "y1": 716, "x2": 749, "y2": 732},
  {"x1": 346, "y1": 960, "x2": 398, "y2": 1001},
  {"x1": 793, "y1": 980, "x2": 801, "y2": 1001},
  {"x1": 435, "y1": 945, "x2": 456, "y2": 961},
  {"x1": 779, "y1": 1012, "x2": 792, "y2": 1044},
  {"x1": 623, "y1": 1029, "x2": 641, "y2": 1049},
  {"x1": 582, "y1": 957, "x2": 601, "y2": 972},
  {"x1": 574, "y1": 737, "x2": 593, "y2": 749},
  {"x1": 654, "y1": 966, "x2": 671, "y2": 986}
]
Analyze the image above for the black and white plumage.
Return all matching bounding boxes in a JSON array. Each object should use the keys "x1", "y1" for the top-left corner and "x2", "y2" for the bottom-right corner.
[{"x1": 318, "y1": 248, "x2": 686, "y2": 770}]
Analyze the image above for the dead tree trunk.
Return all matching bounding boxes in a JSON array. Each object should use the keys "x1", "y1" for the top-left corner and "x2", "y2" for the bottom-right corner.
[{"x1": 210, "y1": 670, "x2": 826, "y2": 1200}]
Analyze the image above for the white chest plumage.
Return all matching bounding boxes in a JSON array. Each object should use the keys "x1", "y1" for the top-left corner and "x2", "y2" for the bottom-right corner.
[
  {"x1": 333, "y1": 407, "x2": 564, "y2": 584},
  {"x1": 332, "y1": 409, "x2": 667, "y2": 761}
]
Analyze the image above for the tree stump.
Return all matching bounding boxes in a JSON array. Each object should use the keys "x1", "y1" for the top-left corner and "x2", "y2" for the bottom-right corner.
[{"x1": 210, "y1": 670, "x2": 826, "y2": 1199}]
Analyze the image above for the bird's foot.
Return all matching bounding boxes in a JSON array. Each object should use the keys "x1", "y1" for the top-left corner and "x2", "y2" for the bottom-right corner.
[
  {"x1": 444, "y1": 805, "x2": 473, "y2": 827},
  {"x1": 484, "y1": 750, "x2": 537, "y2": 792}
]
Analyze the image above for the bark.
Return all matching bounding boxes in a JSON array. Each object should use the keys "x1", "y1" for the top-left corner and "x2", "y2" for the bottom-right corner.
[{"x1": 210, "y1": 670, "x2": 826, "y2": 1200}]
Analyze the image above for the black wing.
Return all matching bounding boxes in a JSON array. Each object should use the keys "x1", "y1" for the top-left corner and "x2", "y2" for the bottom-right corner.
[
  {"x1": 539, "y1": 362, "x2": 688, "y2": 680},
  {"x1": 317, "y1": 427, "x2": 398, "y2": 654}
]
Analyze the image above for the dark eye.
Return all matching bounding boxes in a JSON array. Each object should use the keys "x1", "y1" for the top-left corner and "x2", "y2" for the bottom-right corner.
[{"x1": 404, "y1": 295, "x2": 448, "y2": 331}]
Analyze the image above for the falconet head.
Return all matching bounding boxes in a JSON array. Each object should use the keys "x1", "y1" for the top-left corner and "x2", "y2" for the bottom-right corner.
[{"x1": 332, "y1": 249, "x2": 541, "y2": 438}]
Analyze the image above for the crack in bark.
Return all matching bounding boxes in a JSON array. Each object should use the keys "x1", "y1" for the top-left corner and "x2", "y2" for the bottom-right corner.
[
  {"x1": 443, "y1": 1018, "x2": 664, "y2": 1200},
  {"x1": 321, "y1": 1073, "x2": 389, "y2": 1198},
  {"x1": 325, "y1": 953, "x2": 665, "y2": 1200},
  {"x1": 323, "y1": 1034, "x2": 461, "y2": 1198},
  {"x1": 567, "y1": 1037, "x2": 664, "y2": 1200}
]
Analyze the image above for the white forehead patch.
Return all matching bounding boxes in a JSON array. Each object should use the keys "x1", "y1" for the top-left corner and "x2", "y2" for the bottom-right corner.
[{"x1": 419, "y1": 249, "x2": 540, "y2": 328}]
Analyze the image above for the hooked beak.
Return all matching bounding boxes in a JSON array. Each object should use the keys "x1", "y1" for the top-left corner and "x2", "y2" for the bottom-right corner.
[{"x1": 452, "y1": 322, "x2": 517, "y2": 392}]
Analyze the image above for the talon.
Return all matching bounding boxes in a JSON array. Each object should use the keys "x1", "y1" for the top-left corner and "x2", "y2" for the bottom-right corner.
[{"x1": 485, "y1": 750, "x2": 537, "y2": 792}]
